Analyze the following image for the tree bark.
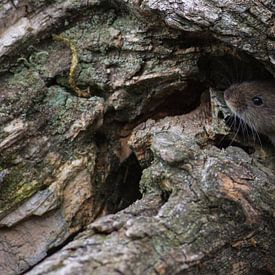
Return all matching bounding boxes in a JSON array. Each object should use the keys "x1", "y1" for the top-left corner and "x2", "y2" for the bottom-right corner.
[{"x1": 0, "y1": 0, "x2": 274, "y2": 274}]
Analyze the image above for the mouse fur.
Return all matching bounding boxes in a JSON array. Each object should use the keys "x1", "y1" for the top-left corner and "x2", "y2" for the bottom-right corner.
[{"x1": 224, "y1": 79, "x2": 275, "y2": 144}]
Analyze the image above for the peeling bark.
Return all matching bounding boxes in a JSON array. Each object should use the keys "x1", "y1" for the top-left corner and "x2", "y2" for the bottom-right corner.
[
  {"x1": 27, "y1": 100, "x2": 275, "y2": 275},
  {"x1": 0, "y1": 0, "x2": 274, "y2": 274}
]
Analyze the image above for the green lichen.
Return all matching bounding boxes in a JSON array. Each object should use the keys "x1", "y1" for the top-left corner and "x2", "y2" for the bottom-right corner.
[{"x1": 0, "y1": 165, "x2": 42, "y2": 217}]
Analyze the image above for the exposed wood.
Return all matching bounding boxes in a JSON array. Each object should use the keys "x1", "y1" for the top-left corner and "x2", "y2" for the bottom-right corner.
[{"x1": 0, "y1": 0, "x2": 274, "y2": 274}]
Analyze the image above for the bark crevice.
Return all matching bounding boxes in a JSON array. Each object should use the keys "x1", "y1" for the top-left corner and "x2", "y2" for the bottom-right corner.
[{"x1": 0, "y1": 0, "x2": 274, "y2": 274}]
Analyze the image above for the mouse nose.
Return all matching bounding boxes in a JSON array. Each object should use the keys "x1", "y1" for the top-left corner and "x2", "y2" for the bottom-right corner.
[{"x1": 224, "y1": 90, "x2": 231, "y2": 101}]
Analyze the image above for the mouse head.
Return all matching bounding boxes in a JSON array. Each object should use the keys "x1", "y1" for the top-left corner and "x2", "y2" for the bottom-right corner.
[{"x1": 224, "y1": 80, "x2": 275, "y2": 135}]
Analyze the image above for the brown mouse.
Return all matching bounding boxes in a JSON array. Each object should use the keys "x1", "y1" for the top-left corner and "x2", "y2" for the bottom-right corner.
[{"x1": 224, "y1": 79, "x2": 275, "y2": 145}]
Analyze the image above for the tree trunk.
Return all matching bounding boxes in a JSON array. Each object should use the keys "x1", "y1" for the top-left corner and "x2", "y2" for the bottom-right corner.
[{"x1": 0, "y1": 0, "x2": 274, "y2": 274}]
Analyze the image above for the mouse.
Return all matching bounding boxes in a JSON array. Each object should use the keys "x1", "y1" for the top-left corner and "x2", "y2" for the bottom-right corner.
[{"x1": 223, "y1": 79, "x2": 275, "y2": 145}]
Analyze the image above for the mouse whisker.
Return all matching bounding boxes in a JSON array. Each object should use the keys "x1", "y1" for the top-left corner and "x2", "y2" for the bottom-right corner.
[
  {"x1": 240, "y1": 119, "x2": 245, "y2": 143},
  {"x1": 246, "y1": 116, "x2": 262, "y2": 149},
  {"x1": 229, "y1": 114, "x2": 241, "y2": 146},
  {"x1": 227, "y1": 116, "x2": 234, "y2": 130},
  {"x1": 244, "y1": 121, "x2": 249, "y2": 144},
  {"x1": 217, "y1": 115, "x2": 233, "y2": 148},
  {"x1": 243, "y1": 121, "x2": 249, "y2": 143},
  {"x1": 252, "y1": 125, "x2": 262, "y2": 149},
  {"x1": 245, "y1": 116, "x2": 256, "y2": 146},
  {"x1": 223, "y1": 79, "x2": 275, "y2": 148},
  {"x1": 243, "y1": 120, "x2": 250, "y2": 145},
  {"x1": 242, "y1": 120, "x2": 248, "y2": 144}
]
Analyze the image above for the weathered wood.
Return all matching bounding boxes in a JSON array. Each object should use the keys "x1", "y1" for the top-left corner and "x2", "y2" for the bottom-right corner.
[
  {"x1": 0, "y1": 0, "x2": 274, "y2": 274},
  {"x1": 28, "y1": 100, "x2": 275, "y2": 274}
]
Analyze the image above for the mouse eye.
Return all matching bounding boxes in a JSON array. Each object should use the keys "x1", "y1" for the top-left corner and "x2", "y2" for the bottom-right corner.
[{"x1": 252, "y1": 96, "x2": 263, "y2": 106}]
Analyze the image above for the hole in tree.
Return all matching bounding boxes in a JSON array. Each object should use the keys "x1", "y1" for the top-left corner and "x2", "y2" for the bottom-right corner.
[
  {"x1": 105, "y1": 152, "x2": 142, "y2": 213},
  {"x1": 151, "y1": 80, "x2": 206, "y2": 119},
  {"x1": 94, "y1": 131, "x2": 108, "y2": 147},
  {"x1": 198, "y1": 53, "x2": 274, "y2": 149},
  {"x1": 198, "y1": 53, "x2": 273, "y2": 90},
  {"x1": 217, "y1": 110, "x2": 224, "y2": 119}
]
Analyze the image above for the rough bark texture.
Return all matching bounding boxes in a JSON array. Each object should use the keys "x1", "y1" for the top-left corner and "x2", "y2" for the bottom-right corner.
[{"x1": 0, "y1": 0, "x2": 274, "y2": 274}]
